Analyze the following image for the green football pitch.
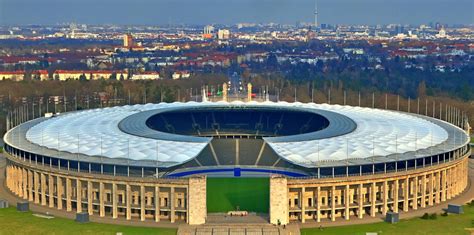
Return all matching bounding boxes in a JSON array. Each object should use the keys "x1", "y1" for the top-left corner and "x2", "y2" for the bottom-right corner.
[{"x1": 206, "y1": 177, "x2": 269, "y2": 213}]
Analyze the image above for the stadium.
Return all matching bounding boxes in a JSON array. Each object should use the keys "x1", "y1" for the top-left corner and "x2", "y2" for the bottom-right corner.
[{"x1": 3, "y1": 101, "x2": 471, "y2": 225}]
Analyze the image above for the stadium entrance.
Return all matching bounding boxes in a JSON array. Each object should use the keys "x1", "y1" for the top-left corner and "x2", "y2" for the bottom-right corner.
[{"x1": 206, "y1": 178, "x2": 269, "y2": 213}]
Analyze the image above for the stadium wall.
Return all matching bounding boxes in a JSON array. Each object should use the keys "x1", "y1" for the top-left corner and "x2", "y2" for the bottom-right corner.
[
  {"x1": 269, "y1": 152, "x2": 470, "y2": 225},
  {"x1": 5, "y1": 155, "x2": 207, "y2": 225}
]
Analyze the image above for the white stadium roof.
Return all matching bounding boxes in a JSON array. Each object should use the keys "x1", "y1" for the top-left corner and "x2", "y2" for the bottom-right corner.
[{"x1": 15, "y1": 101, "x2": 465, "y2": 167}]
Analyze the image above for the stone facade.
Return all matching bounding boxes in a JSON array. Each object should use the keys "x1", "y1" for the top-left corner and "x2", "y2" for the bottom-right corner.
[
  {"x1": 269, "y1": 153, "x2": 469, "y2": 224},
  {"x1": 5, "y1": 156, "x2": 206, "y2": 225}
]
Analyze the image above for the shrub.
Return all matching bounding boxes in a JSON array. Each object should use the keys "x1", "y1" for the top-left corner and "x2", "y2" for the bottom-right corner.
[
  {"x1": 429, "y1": 213, "x2": 437, "y2": 220},
  {"x1": 441, "y1": 211, "x2": 448, "y2": 217},
  {"x1": 421, "y1": 213, "x2": 430, "y2": 219}
]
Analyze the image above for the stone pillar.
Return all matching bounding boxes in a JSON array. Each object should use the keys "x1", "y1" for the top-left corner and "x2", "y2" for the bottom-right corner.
[
  {"x1": 99, "y1": 182, "x2": 105, "y2": 217},
  {"x1": 301, "y1": 187, "x2": 306, "y2": 223},
  {"x1": 87, "y1": 181, "x2": 93, "y2": 215},
  {"x1": 331, "y1": 185, "x2": 336, "y2": 221},
  {"x1": 34, "y1": 172, "x2": 40, "y2": 204},
  {"x1": 382, "y1": 181, "x2": 388, "y2": 215},
  {"x1": 155, "y1": 185, "x2": 160, "y2": 222},
  {"x1": 345, "y1": 185, "x2": 350, "y2": 220},
  {"x1": 140, "y1": 185, "x2": 146, "y2": 221},
  {"x1": 441, "y1": 170, "x2": 447, "y2": 202},
  {"x1": 28, "y1": 170, "x2": 33, "y2": 201},
  {"x1": 66, "y1": 178, "x2": 72, "y2": 211},
  {"x1": 57, "y1": 176, "x2": 63, "y2": 210},
  {"x1": 413, "y1": 176, "x2": 418, "y2": 210},
  {"x1": 40, "y1": 173, "x2": 46, "y2": 206},
  {"x1": 435, "y1": 172, "x2": 440, "y2": 204},
  {"x1": 403, "y1": 178, "x2": 409, "y2": 212},
  {"x1": 170, "y1": 187, "x2": 175, "y2": 223},
  {"x1": 48, "y1": 175, "x2": 55, "y2": 208},
  {"x1": 428, "y1": 173, "x2": 434, "y2": 206},
  {"x1": 394, "y1": 179, "x2": 399, "y2": 213},
  {"x1": 370, "y1": 182, "x2": 376, "y2": 217},
  {"x1": 76, "y1": 179, "x2": 82, "y2": 213},
  {"x1": 126, "y1": 184, "x2": 131, "y2": 220},
  {"x1": 421, "y1": 175, "x2": 426, "y2": 208},
  {"x1": 358, "y1": 184, "x2": 363, "y2": 219},
  {"x1": 17, "y1": 167, "x2": 23, "y2": 198},
  {"x1": 316, "y1": 186, "x2": 321, "y2": 222},
  {"x1": 447, "y1": 168, "x2": 452, "y2": 200},
  {"x1": 269, "y1": 175, "x2": 288, "y2": 225},
  {"x1": 112, "y1": 183, "x2": 118, "y2": 219},
  {"x1": 22, "y1": 169, "x2": 28, "y2": 200}
]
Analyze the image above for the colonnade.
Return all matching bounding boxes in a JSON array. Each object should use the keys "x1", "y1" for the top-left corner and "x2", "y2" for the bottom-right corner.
[
  {"x1": 270, "y1": 156, "x2": 469, "y2": 224},
  {"x1": 5, "y1": 159, "x2": 207, "y2": 225}
]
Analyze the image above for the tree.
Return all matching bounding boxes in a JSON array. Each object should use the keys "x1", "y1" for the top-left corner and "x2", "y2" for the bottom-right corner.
[{"x1": 417, "y1": 80, "x2": 427, "y2": 98}]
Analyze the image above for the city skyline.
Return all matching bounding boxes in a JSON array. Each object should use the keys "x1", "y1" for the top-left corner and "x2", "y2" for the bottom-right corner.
[{"x1": 0, "y1": 0, "x2": 473, "y2": 26}]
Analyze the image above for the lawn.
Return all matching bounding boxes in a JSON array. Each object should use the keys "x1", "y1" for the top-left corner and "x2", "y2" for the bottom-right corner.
[
  {"x1": 206, "y1": 177, "x2": 269, "y2": 213},
  {"x1": 0, "y1": 207, "x2": 176, "y2": 235},
  {"x1": 301, "y1": 204, "x2": 474, "y2": 235}
]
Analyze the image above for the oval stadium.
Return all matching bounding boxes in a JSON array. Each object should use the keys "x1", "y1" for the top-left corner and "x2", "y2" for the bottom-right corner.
[{"x1": 3, "y1": 101, "x2": 471, "y2": 225}]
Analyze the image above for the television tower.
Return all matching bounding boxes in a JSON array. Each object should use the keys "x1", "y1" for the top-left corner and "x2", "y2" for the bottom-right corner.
[{"x1": 314, "y1": 0, "x2": 318, "y2": 29}]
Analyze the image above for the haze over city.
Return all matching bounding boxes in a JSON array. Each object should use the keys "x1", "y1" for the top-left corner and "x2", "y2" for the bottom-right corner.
[{"x1": 0, "y1": 0, "x2": 473, "y2": 25}]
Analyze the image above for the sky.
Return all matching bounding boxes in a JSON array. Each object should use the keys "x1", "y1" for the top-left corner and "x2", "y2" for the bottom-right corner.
[{"x1": 0, "y1": 0, "x2": 472, "y2": 26}]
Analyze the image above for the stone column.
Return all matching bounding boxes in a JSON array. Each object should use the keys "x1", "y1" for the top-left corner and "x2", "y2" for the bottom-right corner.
[
  {"x1": 441, "y1": 170, "x2": 447, "y2": 202},
  {"x1": 428, "y1": 173, "x2": 434, "y2": 206},
  {"x1": 48, "y1": 174, "x2": 55, "y2": 208},
  {"x1": 66, "y1": 178, "x2": 72, "y2": 211},
  {"x1": 34, "y1": 172, "x2": 40, "y2": 204},
  {"x1": 155, "y1": 185, "x2": 160, "y2": 222},
  {"x1": 170, "y1": 187, "x2": 175, "y2": 223},
  {"x1": 28, "y1": 170, "x2": 33, "y2": 201},
  {"x1": 22, "y1": 169, "x2": 28, "y2": 200},
  {"x1": 413, "y1": 176, "x2": 418, "y2": 210},
  {"x1": 269, "y1": 176, "x2": 288, "y2": 225},
  {"x1": 394, "y1": 179, "x2": 399, "y2": 213},
  {"x1": 57, "y1": 176, "x2": 63, "y2": 210},
  {"x1": 358, "y1": 184, "x2": 363, "y2": 219},
  {"x1": 40, "y1": 173, "x2": 46, "y2": 206},
  {"x1": 112, "y1": 183, "x2": 118, "y2": 219},
  {"x1": 435, "y1": 172, "x2": 440, "y2": 204},
  {"x1": 382, "y1": 181, "x2": 388, "y2": 215},
  {"x1": 126, "y1": 184, "x2": 131, "y2": 220},
  {"x1": 18, "y1": 168, "x2": 22, "y2": 196},
  {"x1": 87, "y1": 181, "x2": 93, "y2": 215},
  {"x1": 76, "y1": 179, "x2": 82, "y2": 213},
  {"x1": 421, "y1": 175, "x2": 426, "y2": 208},
  {"x1": 140, "y1": 185, "x2": 146, "y2": 221},
  {"x1": 331, "y1": 185, "x2": 336, "y2": 221},
  {"x1": 99, "y1": 182, "x2": 105, "y2": 217},
  {"x1": 447, "y1": 168, "x2": 452, "y2": 200},
  {"x1": 301, "y1": 187, "x2": 306, "y2": 223},
  {"x1": 316, "y1": 186, "x2": 321, "y2": 222},
  {"x1": 370, "y1": 182, "x2": 376, "y2": 217},
  {"x1": 403, "y1": 178, "x2": 409, "y2": 212},
  {"x1": 345, "y1": 185, "x2": 350, "y2": 220}
]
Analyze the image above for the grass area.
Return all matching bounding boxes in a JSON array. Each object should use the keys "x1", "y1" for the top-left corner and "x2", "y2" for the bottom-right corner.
[
  {"x1": 470, "y1": 136, "x2": 474, "y2": 143},
  {"x1": 0, "y1": 146, "x2": 3, "y2": 153},
  {"x1": 301, "y1": 204, "x2": 474, "y2": 235},
  {"x1": 0, "y1": 207, "x2": 176, "y2": 235},
  {"x1": 206, "y1": 177, "x2": 269, "y2": 213}
]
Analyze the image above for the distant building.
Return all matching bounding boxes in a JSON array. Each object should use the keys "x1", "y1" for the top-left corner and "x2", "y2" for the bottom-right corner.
[
  {"x1": 123, "y1": 33, "x2": 133, "y2": 47},
  {"x1": 0, "y1": 71, "x2": 24, "y2": 81},
  {"x1": 202, "y1": 25, "x2": 214, "y2": 39},
  {"x1": 130, "y1": 72, "x2": 161, "y2": 80},
  {"x1": 172, "y1": 71, "x2": 191, "y2": 80},
  {"x1": 217, "y1": 29, "x2": 230, "y2": 40},
  {"x1": 436, "y1": 27, "x2": 447, "y2": 39},
  {"x1": 53, "y1": 70, "x2": 127, "y2": 81}
]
